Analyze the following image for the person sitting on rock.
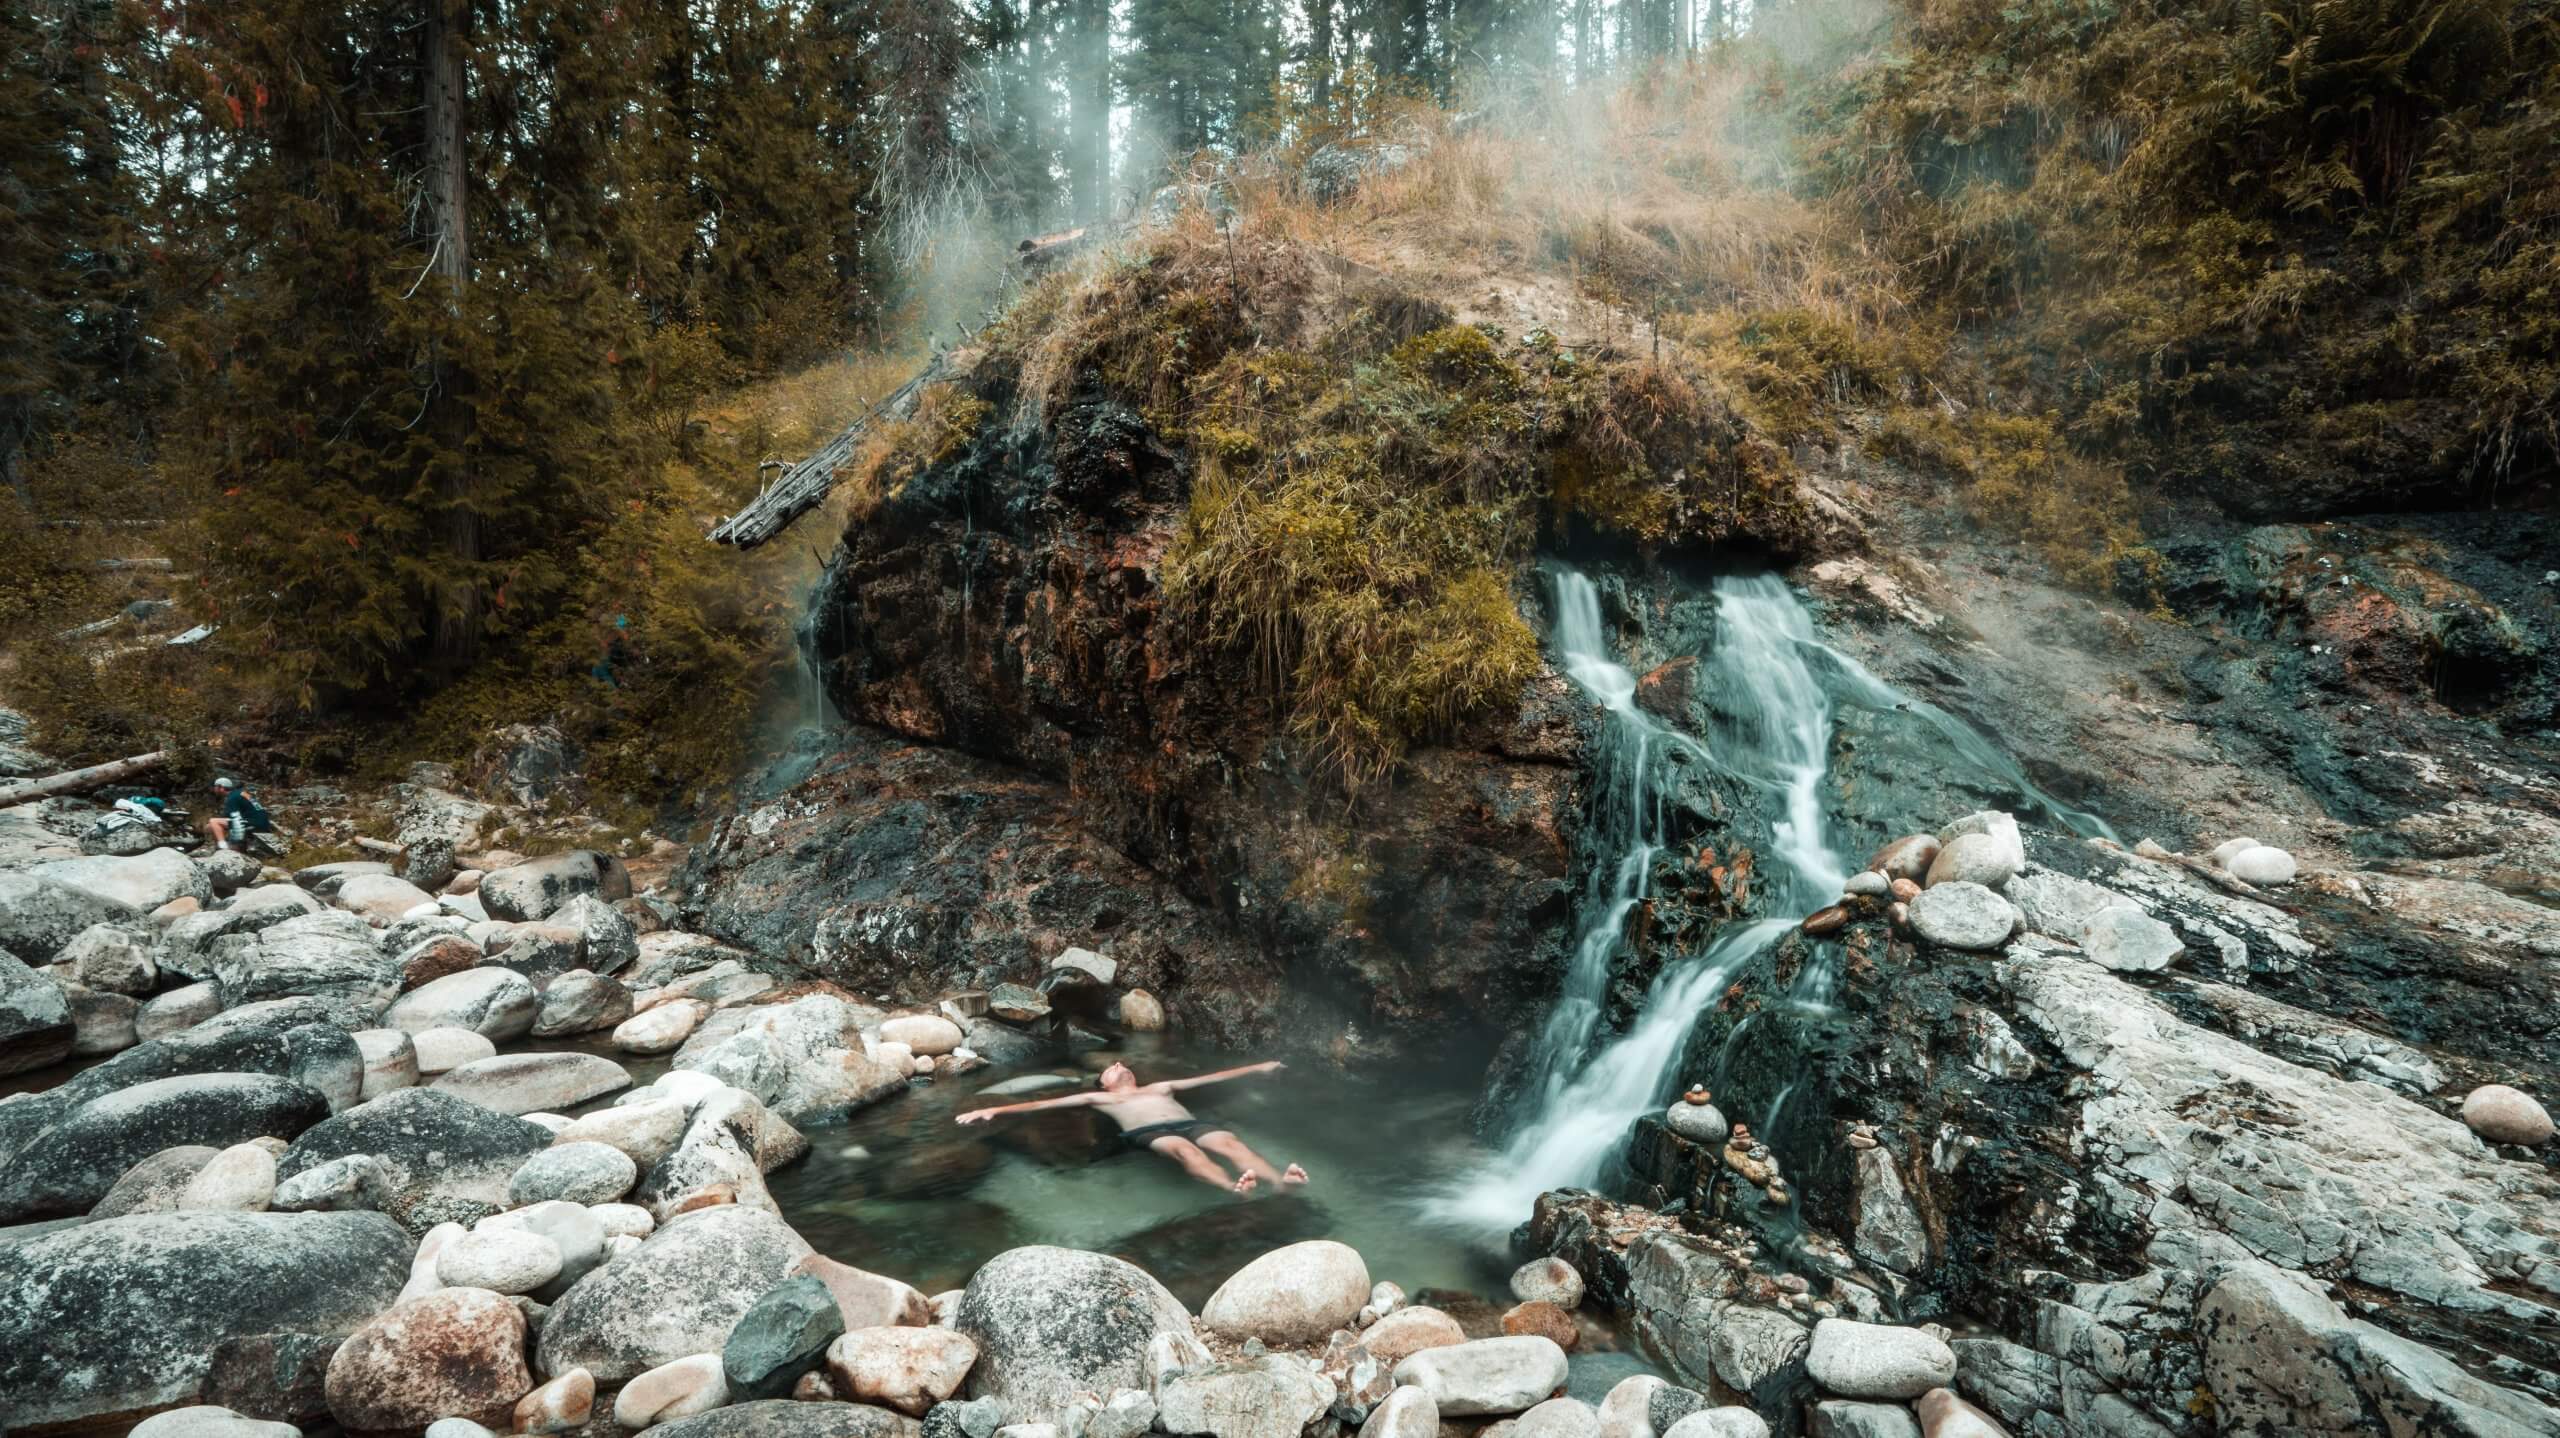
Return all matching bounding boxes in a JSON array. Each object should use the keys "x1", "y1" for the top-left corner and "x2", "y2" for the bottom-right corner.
[
  {"x1": 207, "y1": 776, "x2": 276, "y2": 855},
  {"x1": 955, "y1": 1060, "x2": 1310, "y2": 1195}
]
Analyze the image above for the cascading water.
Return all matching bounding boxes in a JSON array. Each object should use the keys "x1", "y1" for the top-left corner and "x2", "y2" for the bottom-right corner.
[
  {"x1": 1438, "y1": 568, "x2": 1857, "y2": 1228},
  {"x1": 1438, "y1": 564, "x2": 2116, "y2": 1233}
]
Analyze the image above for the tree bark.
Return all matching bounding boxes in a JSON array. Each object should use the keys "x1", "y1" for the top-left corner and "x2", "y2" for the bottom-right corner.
[
  {"x1": 422, "y1": 0, "x2": 479, "y2": 678},
  {"x1": 0, "y1": 751, "x2": 169, "y2": 810},
  {"x1": 1308, "y1": 0, "x2": 1335, "y2": 110}
]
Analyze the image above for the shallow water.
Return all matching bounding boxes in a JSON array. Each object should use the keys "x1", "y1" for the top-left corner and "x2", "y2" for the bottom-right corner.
[{"x1": 764, "y1": 1034, "x2": 1523, "y2": 1308}]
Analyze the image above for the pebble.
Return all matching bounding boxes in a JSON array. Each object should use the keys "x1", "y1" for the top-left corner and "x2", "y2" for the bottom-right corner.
[
  {"x1": 614, "y1": 1353, "x2": 729, "y2": 1427},
  {"x1": 1888, "y1": 878, "x2": 1920, "y2": 903},
  {"x1": 1364, "y1": 1305, "x2": 1467, "y2": 1364},
  {"x1": 1516, "y1": 1398, "x2": 1601, "y2": 1438},
  {"x1": 353, "y1": 1028, "x2": 421, "y2": 1100},
  {"x1": 2225, "y1": 845, "x2": 2298, "y2": 885},
  {"x1": 436, "y1": 1226, "x2": 564, "y2": 1295},
  {"x1": 1119, "y1": 989, "x2": 1166, "y2": 1030},
  {"x1": 1843, "y1": 871, "x2": 1890, "y2": 899},
  {"x1": 2461, "y1": 1084, "x2": 2554, "y2": 1145},
  {"x1": 1801, "y1": 906, "x2": 1851, "y2": 937},
  {"x1": 1509, "y1": 1257, "x2": 1585, "y2": 1310}
]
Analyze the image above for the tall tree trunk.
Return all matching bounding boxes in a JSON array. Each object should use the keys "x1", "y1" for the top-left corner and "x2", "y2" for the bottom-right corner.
[
  {"x1": 1308, "y1": 0, "x2": 1335, "y2": 110},
  {"x1": 1677, "y1": 0, "x2": 1695, "y2": 55},
  {"x1": 1572, "y1": 0, "x2": 1593, "y2": 84},
  {"x1": 422, "y1": 0, "x2": 478, "y2": 678},
  {"x1": 1069, "y1": 0, "x2": 1109, "y2": 223}
]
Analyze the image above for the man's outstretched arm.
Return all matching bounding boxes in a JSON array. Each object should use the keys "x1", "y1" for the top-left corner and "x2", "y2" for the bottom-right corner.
[
  {"x1": 955, "y1": 1092, "x2": 1103, "y2": 1125},
  {"x1": 1160, "y1": 1061, "x2": 1285, "y2": 1093}
]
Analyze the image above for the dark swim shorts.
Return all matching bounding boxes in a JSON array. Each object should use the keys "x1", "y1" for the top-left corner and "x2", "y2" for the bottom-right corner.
[{"x1": 1118, "y1": 1118, "x2": 1215, "y2": 1151}]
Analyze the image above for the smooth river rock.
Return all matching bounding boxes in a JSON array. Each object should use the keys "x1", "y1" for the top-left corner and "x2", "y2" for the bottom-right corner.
[
  {"x1": 479, "y1": 850, "x2": 631, "y2": 923},
  {"x1": 1364, "y1": 1305, "x2": 1467, "y2": 1364},
  {"x1": 1904, "y1": 883, "x2": 2017, "y2": 952},
  {"x1": 2459, "y1": 1084, "x2": 2554, "y2": 1145},
  {"x1": 0, "y1": 951, "x2": 75, "y2": 1074},
  {"x1": 325, "y1": 1285, "x2": 534, "y2": 1431},
  {"x1": 1156, "y1": 1354, "x2": 1334, "y2": 1438},
  {"x1": 1804, "y1": 1320, "x2": 1956, "y2": 1401},
  {"x1": 956, "y1": 1245, "x2": 1197, "y2": 1426},
  {"x1": 1923, "y1": 833, "x2": 2018, "y2": 890},
  {"x1": 0, "y1": 1071, "x2": 332, "y2": 1220},
  {"x1": 1202, "y1": 1239, "x2": 1370, "y2": 1344},
  {"x1": 385, "y1": 967, "x2": 540, "y2": 1041},
  {"x1": 1391, "y1": 1336, "x2": 1569, "y2": 1417},
  {"x1": 430, "y1": 1050, "x2": 630, "y2": 1114},
  {"x1": 0, "y1": 1209, "x2": 410, "y2": 1429},
  {"x1": 831, "y1": 1326, "x2": 984, "y2": 1415},
  {"x1": 726, "y1": 1273, "x2": 848, "y2": 1400},
  {"x1": 538, "y1": 1201, "x2": 815, "y2": 1382},
  {"x1": 510, "y1": 1139, "x2": 639, "y2": 1206},
  {"x1": 278, "y1": 1086, "x2": 553, "y2": 1212}
]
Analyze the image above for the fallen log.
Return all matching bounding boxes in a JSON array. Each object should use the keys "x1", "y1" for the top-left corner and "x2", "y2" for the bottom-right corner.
[
  {"x1": 708, "y1": 357, "x2": 950, "y2": 550},
  {"x1": 0, "y1": 751, "x2": 170, "y2": 809},
  {"x1": 1017, "y1": 226, "x2": 1095, "y2": 271},
  {"x1": 352, "y1": 836, "x2": 406, "y2": 859}
]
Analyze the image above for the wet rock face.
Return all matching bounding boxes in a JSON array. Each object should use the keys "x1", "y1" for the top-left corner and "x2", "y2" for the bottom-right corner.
[{"x1": 690, "y1": 399, "x2": 1583, "y2": 1050}]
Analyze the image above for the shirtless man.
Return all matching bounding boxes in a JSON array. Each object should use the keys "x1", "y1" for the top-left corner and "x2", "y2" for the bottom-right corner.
[{"x1": 955, "y1": 1060, "x2": 1310, "y2": 1195}]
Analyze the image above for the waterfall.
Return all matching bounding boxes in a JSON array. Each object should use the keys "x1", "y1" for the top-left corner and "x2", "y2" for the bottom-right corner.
[
  {"x1": 1436, "y1": 568, "x2": 1855, "y2": 1228},
  {"x1": 1434, "y1": 563, "x2": 2114, "y2": 1233}
]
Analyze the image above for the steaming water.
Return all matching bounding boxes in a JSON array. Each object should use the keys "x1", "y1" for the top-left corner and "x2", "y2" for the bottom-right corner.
[{"x1": 1439, "y1": 565, "x2": 2112, "y2": 1230}]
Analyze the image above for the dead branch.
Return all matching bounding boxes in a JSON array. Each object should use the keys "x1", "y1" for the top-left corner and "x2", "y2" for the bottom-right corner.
[{"x1": 0, "y1": 751, "x2": 171, "y2": 809}]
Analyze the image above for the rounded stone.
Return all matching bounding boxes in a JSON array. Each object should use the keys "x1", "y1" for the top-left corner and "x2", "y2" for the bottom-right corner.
[
  {"x1": 1804, "y1": 1318, "x2": 1956, "y2": 1400},
  {"x1": 1508, "y1": 1257, "x2": 1584, "y2": 1310},
  {"x1": 515, "y1": 1366, "x2": 596, "y2": 1434},
  {"x1": 1865, "y1": 835, "x2": 1941, "y2": 882},
  {"x1": 2462, "y1": 1084, "x2": 2554, "y2": 1146},
  {"x1": 1364, "y1": 1305, "x2": 1466, "y2": 1364},
  {"x1": 352, "y1": 1028, "x2": 421, "y2": 1100},
  {"x1": 1202, "y1": 1239, "x2": 1370, "y2": 1344},
  {"x1": 1904, "y1": 883, "x2": 2018, "y2": 952},
  {"x1": 879, "y1": 1013, "x2": 965, "y2": 1057},
  {"x1": 827, "y1": 1324, "x2": 983, "y2": 1415},
  {"x1": 385, "y1": 967, "x2": 540, "y2": 1041},
  {"x1": 613, "y1": 1352, "x2": 729, "y2": 1428},
  {"x1": 413, "y1": 1025, "x2": 498, "y2": 1075},
  {"x1": 1665, "y1": 1102, "x2": 1728, "y2": 1145},
  {"x1": 1118, "y1": 990, "x2": 1166, "y2": 1031},
  {"x1": 510, "y1": 1140, "x2": 640, "y2": 1206},
  {"x1": 1923, "y1": 833, "x2": 2018, "y2": 890},
  {"x1": 2226, "y1": 845, "x2": 2298, "y2": 886},
  {"x1": 129, "y1": 1407, "x2": 300, "y2": 1438},
  {"x1": 955, "y1": 1244, "x2": 1196, "y2": 1426},
  {"x1": 2208, "y1": 837, "x2": 2262, "y2": 867},
  {"x1": 437, "y1": 1226, "x2": 565, "y2": 1295},
  {"x1": 725, "y1": 1273, "x2": 848, "y2": 1401},
  {"x1": 1517, "y1": 1398, "x2": 1600, "y2": 1438},
  {"x1": 615, "y1": 998, "x2": 710, "y2": 1055},
  {"x1": 1390, "y1": 1336, "x2": 1569, "y2": 1417},
  {"x1": 537, "y1": 1202, "x2": 814, "y2": 1383},
  {"x1": 591, "y1": 1201, "x2": 656, "y2": 1238},
  {"x1": 324, "y1": 1286, "x2": 534, "y2": 1432},
  {"x1": 1661, "y1": 1410, "x2": 1770, "y2": 1438},
  {"x1": 176, "y1": 1142, "x2": 278, "y2": 1212},
  {"x1": 1501, "y1": 1301, "x2": 1578, "y2": 1351}
]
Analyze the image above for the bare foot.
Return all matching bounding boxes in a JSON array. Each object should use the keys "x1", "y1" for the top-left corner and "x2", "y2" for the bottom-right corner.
[
  {"x1": 1233, "y1": 1170, "x2": 1259, "y2": 1196},
  {"x1": 1282, "y1": 1163, "x2": 1309, "y2": 1186}
]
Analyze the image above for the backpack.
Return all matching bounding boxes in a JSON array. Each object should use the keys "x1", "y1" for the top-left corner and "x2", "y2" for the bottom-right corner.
[{"x1": 232, "y1": 791, "x2": 274, "y2": 832}]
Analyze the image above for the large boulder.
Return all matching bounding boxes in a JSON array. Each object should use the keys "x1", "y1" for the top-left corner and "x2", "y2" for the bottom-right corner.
[
  {"x1": 1200, "y1": 1240, "x2": 1370, "y2": 1344},
  {"x1": 36, "y1": 847, "x2": 212, "y2": 912},
  {"x1": 212, "y1": 913, "x2": 402, "y2": 1020},
  {"x1": 0, "y1": 1209, "x2": 411, "y2": 1430},
  {"x1": 954, "y1": 1245, "x2": 1197, "y2": 1425},
  {"x1": 324, "y1": 1285, "x2": 534, "y2": 1432},
  {"x1": 136, "y1": 982, "x2": 223, "y2": 1041},
  {"x1": 1389, "y1": 1336, "x2": 1570, "y2": 1417},
  {"x1": 480, "y1": 851, "x2": 632, "y2": 923},
  {"x1": 531, "y1": 969, "x2": 635, "y2": 1037},
  {"x1": 160, "y1": 885, "x2": 326, "y2": 978},
  {"x1": 60, "y1": 920, "x2": 158, "y2": 993},
  {"x1": 0, "y1": 951, "x2": 74, "y2": 1075},
  {"x1": 0, "y1": 1071, "x2": 334, "y2": 1220},
  {"x1": 384, "y1": 967, "x2": 540, "y2": 1041},
  {"x1": 631, "y1": 1088, "x2": 779, "y2": 1218},
  {"x1": 430, "y1": 1051, "x2": 630, "y2": 1115},
  {"x1": 278, "y1": 1086, "x2": 553, "y2": 1213},
  {"x1": 295, "y1": 861, "x2": 391, "y2": 897},
  {"x1": 553, "y1": 893, "x2": 639, "y2": 974},
  {"x1": 537, "y1": 1202, "x2": 815, "y2": 1382},
  {"x1": 335, "y1": 872, "x2": 440, "y2": 926},
  {"x1": 0, "y1": 998, "x2": 361, "y2": 1161},
  {"x1": 0, "y1": 869, "x2": 141, "y2": 965}
]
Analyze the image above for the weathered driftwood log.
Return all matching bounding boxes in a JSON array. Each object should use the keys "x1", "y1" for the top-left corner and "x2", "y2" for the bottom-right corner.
[
  {"x1": 708, "y1": 358, "x2": 949, "y2": 550},
  {"x1": 0, "y1": 751, "x2": 170, "y2": 809},
  {"x1": 1016, "y1": 226, "x2": 1095, "y2": 271},
  {"x1": 352, "y1": 836, "x2": 406, "y2": 859}
]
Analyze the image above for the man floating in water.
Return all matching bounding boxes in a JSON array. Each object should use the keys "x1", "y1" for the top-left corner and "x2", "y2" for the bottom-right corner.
[{"x1": 955, "y1": 1060, "x2": 1310, "y2": 1195}]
